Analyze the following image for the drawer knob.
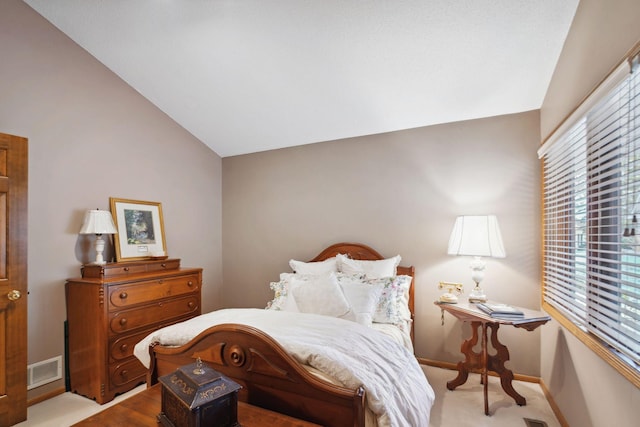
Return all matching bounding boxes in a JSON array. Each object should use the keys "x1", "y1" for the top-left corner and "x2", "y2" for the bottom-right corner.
[
  {"x1": 187, "y1": 281, "x2": 194, "y2": 287},
  {"x1": 123, "y1": 267, "x2": 129, "y2": 272},
  {"x1": 120, "y1": 370, "x2": 128, "y2": 378},
  {"x1": 161, "y1": 263, "x2": 167, "y2": 268},
  {"x1": 119, "y1": 292, "x2": 128, "y2": 299},
  {"x1": 120, "y1": 344, "x2": 128, "y2": 352},
  {"x1": 119, "y1": 318, "x2": 127, "y2": 326},
  {"x1": 188, "y1": 302, "x2": 195, "y2": 309}
]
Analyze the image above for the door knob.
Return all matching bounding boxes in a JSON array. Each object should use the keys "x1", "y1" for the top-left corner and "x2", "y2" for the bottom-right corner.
[{"x1": 7, "y1": 290, "x2": 21, "y2": 301}]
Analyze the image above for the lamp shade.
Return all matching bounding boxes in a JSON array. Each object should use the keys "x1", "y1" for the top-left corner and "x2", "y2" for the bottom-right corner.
[
  {"x1": 447, "y1": 215, "x2": 506, "y2": 258},
  {"x1": 79, "y1": 209, "x2": 118, "y2": 235}
]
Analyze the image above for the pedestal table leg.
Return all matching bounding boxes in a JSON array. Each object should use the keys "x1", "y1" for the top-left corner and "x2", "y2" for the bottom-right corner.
[
  {"x1": 446, "y1": 321, "x2": 483, "y2": 391},
  {"x1": 486, "y1": 323, "x2": 526, "y2": 406},
  {"x1": 447, "y1": 321, "x2": 526, "y2": 415},
  {"x1": 482, "y1": 323, "x2": 489, "y2": 415}
]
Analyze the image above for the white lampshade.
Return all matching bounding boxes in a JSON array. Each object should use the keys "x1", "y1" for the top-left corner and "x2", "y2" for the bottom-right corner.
[
  {"x1": 447, "y1": 215, "x2": 506, "y2": 258},
  {"x1": 79, "y1": 209, "x2": 117, "y2": 235},
  {"x1": 79, "y1": 209, "x2": 117, "y2": 265}
]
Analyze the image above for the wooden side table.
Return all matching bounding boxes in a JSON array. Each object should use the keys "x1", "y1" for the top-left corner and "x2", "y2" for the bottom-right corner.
[{"x1": 435, "y1": 302, "x2": 550, "y2": 416}]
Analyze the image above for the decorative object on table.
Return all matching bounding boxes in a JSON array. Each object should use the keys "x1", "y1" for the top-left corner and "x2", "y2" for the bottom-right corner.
[
  {"x1": 110, "y1": 197, "x2": 167, "y2": 262},
  {"x1": 79, "y1": 209, "x2": 118, "y2": 265},
  {"x1": 476, "y1": 302, "x2": 524, "y2": 319},
  {"x1": 447, "y1": 215, "x2": 506, "y2": 303},
  {"x1": 158, "y1": 358, "x2": 241, "y2": 427},
  {"x1": 437, "y1": 281, "x2": 464, "y2": 303}
]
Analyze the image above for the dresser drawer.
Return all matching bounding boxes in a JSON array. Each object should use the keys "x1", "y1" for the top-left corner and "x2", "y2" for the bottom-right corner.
[
  {"x1": 109, "y1": 274, "x2": 199, "y2": 309},
  {"x1": 109, "y1": 358, "x2": 147, "y2": 388},
  {"x1": 109, "y1": 330, "x2": 154, "y2": 361},
  {"x1": 109, "y1": 295, "x2": 200, "y2": 335},
  {"x1": 109, "y1": 314, "x2": 196, "y2": 362},
  {"x1": 82, "y1": 259, "x2": 181, "y2": 278}
]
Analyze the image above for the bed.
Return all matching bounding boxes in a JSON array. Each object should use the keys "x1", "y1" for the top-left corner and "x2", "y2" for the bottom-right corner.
[{"x1": 134, "y1": 242, "x2": 434, "y2": 427}]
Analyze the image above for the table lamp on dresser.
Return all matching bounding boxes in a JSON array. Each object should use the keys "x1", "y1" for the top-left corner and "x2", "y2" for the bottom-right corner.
[
  {"x1": 447, "y1": 215, "x2": 506, "y2": 303},
  {"x1": 79, "y1": 209, "x2": 117, "y2": 265}
]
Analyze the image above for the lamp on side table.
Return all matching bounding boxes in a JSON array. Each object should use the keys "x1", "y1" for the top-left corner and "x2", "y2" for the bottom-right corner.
[{"x1": 447, "y1": 215, "x2": 506, "y2": 302}]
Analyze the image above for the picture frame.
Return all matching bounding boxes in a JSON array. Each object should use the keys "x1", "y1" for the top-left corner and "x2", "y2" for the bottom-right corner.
[{"x1": 109, "y1": 197, "x2": 167, "y2": 262}]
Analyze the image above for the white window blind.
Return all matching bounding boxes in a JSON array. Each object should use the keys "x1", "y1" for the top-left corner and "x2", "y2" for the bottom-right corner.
[
  {"x1": 541, "y1": 55, "x2": 640, "y2": 368},
  {"x1": 542, "y1": 118, "x2": 587, "y2": 323}
]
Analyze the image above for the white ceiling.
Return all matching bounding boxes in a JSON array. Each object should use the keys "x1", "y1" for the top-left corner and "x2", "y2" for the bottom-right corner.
[{"x1": 24, "y1": 0, "x2": 579, "y2": 158}]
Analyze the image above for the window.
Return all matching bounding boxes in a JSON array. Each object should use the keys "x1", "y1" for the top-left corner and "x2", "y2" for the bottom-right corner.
[{"x1": 539, "y1": 53, "x2": 640, "y2": 385}]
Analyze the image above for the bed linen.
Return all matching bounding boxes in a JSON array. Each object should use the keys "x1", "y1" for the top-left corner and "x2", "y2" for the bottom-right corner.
[
  {"x1": 134, "y1": 308, "x2": 434, "y2": 427},
  {"x1": 371, "y1": 322, "x2": 413, "y2": 351}
]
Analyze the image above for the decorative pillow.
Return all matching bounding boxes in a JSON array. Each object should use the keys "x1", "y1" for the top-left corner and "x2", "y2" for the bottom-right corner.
[
  {"x1": 266, "y1": 272, "x2": 325, "y2": 311},
  {"x1": 289, "y1": 273, "x2": 351, "y2": 317},
  {"x1": 278, "y1": 272, "x2": 323, "y2": 283},
  {"x1": 265, "y1": 279, "x2": 299, "y2": 312},
  {"x1": 370, "y1": 275, "x2": 412, "y2": 325},
  {"x1": 336, "y1": 254, "x2": 401, "y2": 278},
  {"x1": 336, "y1": 274, "x2": 412, "y2": 326},
  {"x1": 289, "y1": 257, "x2": 338, "y2": 274},
  {"x1": 339, "y1": 280, "x2": 384, "y2": 326}
]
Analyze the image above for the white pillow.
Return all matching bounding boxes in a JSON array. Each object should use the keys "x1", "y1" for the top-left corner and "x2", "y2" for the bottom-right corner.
[
  {"x1": 336, "y1": 253, "x2": 401, "y2": 278},
  {"x1": 370, "y1": 275, "x2": 412, "y2": 325},
  {"x1": 290, "y1": 273, "x2": 351, "y2": 317},
  {"x1": 339, "y1": 280, "x2": 384, "y2": 326},
  {"x1": 265, "y1": 279, "x2": 299, "y2": 312},
  {"x1": 336, "y1": 274, "x2": 412, "y2": 326},
  {"x1": 266, "y1": 272, "x2": 325, "y2": 311},
  {"x1": 289, "y1": 257, "x2": 338, "y2": 274},
  {"x1": 266, "y1": 272, "x2": 322, "y2": 311}
]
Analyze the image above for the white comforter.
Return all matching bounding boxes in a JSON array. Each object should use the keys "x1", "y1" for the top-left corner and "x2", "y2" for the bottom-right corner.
[{"x1": 134, "y1": 308, "x2": 434, "y2": 427}]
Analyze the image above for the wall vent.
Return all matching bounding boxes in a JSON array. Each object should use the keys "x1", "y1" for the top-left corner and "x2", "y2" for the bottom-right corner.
[
  {"x1": 524, "y1": 419, "x2": 549, "y2": 427},
  {"x1": 27, "y1": 356, "x2": 62, "y2": 390}
]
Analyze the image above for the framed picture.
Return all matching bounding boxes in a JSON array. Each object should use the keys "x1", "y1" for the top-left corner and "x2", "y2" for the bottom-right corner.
[{"x1": 109, "y1": 197, "x2": 167, "y2": 261}]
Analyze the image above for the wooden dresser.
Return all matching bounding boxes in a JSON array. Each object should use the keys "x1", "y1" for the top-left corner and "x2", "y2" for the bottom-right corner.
[{"x1": 65, "y1": 259, "x2": 202, "y2": 404}]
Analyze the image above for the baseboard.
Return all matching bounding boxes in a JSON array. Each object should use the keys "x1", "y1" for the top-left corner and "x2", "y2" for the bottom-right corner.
[
  {"x1": 27, "y1": 386, "x2": 66, "y2": 407},
  {"x1": 539, "y1": 378, "x2": 570, "y2": 427},
  {"x1": 417, "y1": 357, "x2": 567, "y2": 425},
  {"x1": 416, "y1": 357, "x2": 540, "y2": 383},
  {"x1": 417, "y1": 357, "x2": 458, "y2": 371}
]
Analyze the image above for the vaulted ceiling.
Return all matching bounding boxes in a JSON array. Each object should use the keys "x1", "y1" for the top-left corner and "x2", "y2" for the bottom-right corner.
[{"x1": 24, "y1": 1, "x2": 579, "y2": 157}]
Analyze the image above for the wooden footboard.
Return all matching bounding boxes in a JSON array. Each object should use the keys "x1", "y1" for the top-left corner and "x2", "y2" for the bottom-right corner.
[{"x1": 147, "y1": 323, "x2": 366, "y2": 427}]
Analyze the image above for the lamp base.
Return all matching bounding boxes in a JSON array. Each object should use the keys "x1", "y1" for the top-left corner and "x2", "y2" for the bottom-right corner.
[
  {"x1": 93, "y1": 234, "x2": 107, "y2": 265},
  {"x1": 468, "y1": 284, "x2": 487, "y2": 303}
]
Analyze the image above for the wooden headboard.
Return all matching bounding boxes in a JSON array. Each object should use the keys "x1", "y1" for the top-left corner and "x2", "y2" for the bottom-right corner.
[{"x1": 309, "y1": 242, "x2": 416, "y2": 342}]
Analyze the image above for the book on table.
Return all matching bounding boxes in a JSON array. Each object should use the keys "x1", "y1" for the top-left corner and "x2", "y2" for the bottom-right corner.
[{"x1": 476, "y1": 302, "x2": 525, "y2": 319}]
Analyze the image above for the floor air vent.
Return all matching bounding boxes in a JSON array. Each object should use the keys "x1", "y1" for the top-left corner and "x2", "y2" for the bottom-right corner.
[
  {"x1": 524, "y1": 418, "x2": 549, "y2": 427},
  {"x1": 27, "y1": 356, "x2": 62, "y2": 390}
]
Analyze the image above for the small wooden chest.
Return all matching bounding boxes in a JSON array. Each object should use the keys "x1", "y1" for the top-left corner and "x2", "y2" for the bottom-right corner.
[{"x1": 158, "y1": 360, "x2": 242, "y2": 427}]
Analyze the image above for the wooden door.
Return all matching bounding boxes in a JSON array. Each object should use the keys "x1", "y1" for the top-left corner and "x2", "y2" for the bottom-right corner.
[{"x1": 0, "y1": 133, "x2": 28, "y2": 426}]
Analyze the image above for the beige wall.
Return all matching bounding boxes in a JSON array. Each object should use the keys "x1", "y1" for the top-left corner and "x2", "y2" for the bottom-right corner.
[
  {"x1": 1, "y1": 0, "x2": 223, "y2": 400},
  {"x1": 223, "y1": 110, "x2": 543, "y2": 374},
  {"x1": 540, "y1": 0, "x2": 640, "y2": 426},
  {"x1": 8, "y1": 0, "x2": 640, "y2": 420}
]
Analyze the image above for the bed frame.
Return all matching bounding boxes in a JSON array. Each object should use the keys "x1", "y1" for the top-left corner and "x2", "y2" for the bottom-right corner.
[{"x1": 146, "y1": 242, "x2": 415, "y2": 427}]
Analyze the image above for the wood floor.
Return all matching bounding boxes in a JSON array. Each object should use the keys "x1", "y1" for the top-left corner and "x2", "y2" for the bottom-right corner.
[{"x1": 16, "y1": 365, "x2": 562, "y2": 427}]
